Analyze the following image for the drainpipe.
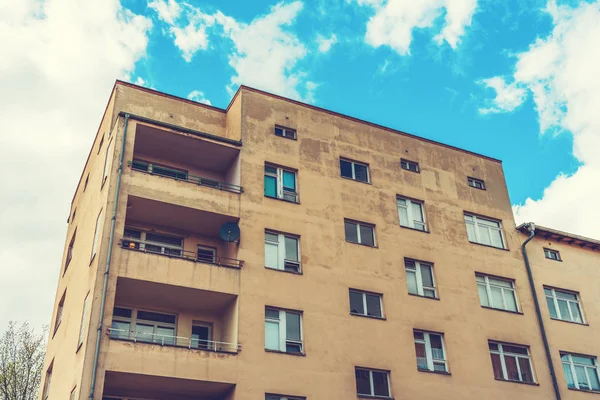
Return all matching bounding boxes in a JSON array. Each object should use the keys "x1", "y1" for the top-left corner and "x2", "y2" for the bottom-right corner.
[
  {"x1": 522, "y1": 222, "x2": 561, "y2": 400},
  {"x1": 89, "y1": 113, "x2": 130, "y2": 400}
]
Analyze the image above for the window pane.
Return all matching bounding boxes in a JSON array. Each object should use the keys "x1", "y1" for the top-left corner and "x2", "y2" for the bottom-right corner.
[
  {"x1": 355, "y1": 369, "x2": 371, "y2": 395},
  {"x1": 340, "y1": 160, "x2": 353, "y2": 178},
  {"x1": 265, "y1": 165, "x2": 277, "y2": 174},
  {"x1": 155, "y1": 326, "x2": 175, "y2": 345},
  {"x1": 504, "y1": 290, "x2": 518, "y2": 312},
  {"x1": 265, "y1": 242, "x2": 279, "y2": 269},
  {"x1": 406, "y1": 270, "x2": 418, "y2": 295},
  {"x1": 569, "y1": 303, "x2": 583, "y2": 323},
  {"x1": 488, "y1": 278, "x2": 512, "y2": 288},
  {"x1": 556, "y1": 291, "x2": 577, "y2": 300},
  {"x1": 572, "y1": 356, "x2": 595, "y2": 365},
  {"x1": 191, "y1": 326, "x2": 210, "y2": 349},
  {"x1": 349, "y1": 291, "x2": 364, "y2": 315},
  {"x1": 478, "y1": 284, "x2": 490, "y2": 307},
  {"x1": 503, "y1": 345, "x2": 529, "y2": 355},
  {"x1": 134, "y1": 324, "x2": 154, "y2": 342},
  {"x1": 589, "y1": 368, "x2": 600, "y2": 390},
  {"x1": 265, "y1": 232, "x2": 278, "y2": 242},
  {"x1": 411, "y1": 202, "x2": 424, "y2": 223},
  {"x1": 354, "y1": 164, "x2": 368, "y2": 182},
  {"x1": 415, "y1": 342, "x2": 427, "y2": 369},
  {"x1": 365, "y1": 294, "x2": 382, "y2": 317},
  {"x1": 264, "y1": 175, "x2": 277, "y2": 198},
  {"x1": 398, "y1": 203, "x2": 409, "y2": 226},
  {"x1": 274, "y1": 127, "x2": 284, "y2": 136},
  {"x1": 359, "y1": 225, "x2": 374, "y2": 246},
  {"x1": 372, "y1": 371, "x2": 389, "y2": 397},
  {"x1": 110, "y1": 320, "x2": 130, "y2": 339},
  {"x1": 282, "y1": 171, "x2": 295, "y2": 190},
  {"x1": 284, "y1": 237, "x2": 298, "y2": 261},
  {"x1": 490, "y1": 229, "x2": 504, "y2": 248},
  {"x1": 518, "y1": 358, "x2": 534, "y2": 383},
  {"x1": 477, "y1": 225, "x2": 492, "y2": 245},
  {"x1": 136, "y1": 311, "x2": 176, "y2": 324},
  {"x1": 504, "y1": 356, "x2": 520, "y2": 381},
  {"x1": 557, "y1": 300, "x2": 571, "y2": 321},
  {"x1": 113, "y1": 307, "x2": 132, "y2": 318},
  {"x1": 490, "y1": 286, "x2": 504, "y2": 309},
  {"x1": 576, "y1": 366, "x2": 590, "y2": 390},
  {"x1": 465, "y1": 221, "x2": 476, "y2": 242},
  {"x1": 430, "y1": 334, "x2": 444, "y2": 361},
  {"x1": 563, "y1": 363, "x2": 576, "y2": 388},
  {"x1": 546, "y1": 297, "x2": 558, "y2": 318},
  {"x1": 423, "y1": 289, "x2": 436, "y2": 298},
  {"x1": 285, "y1": 313, "x2": 301, "y2": 341},
  {"x1": 420, "y1": 264, "x2": 434, "y2": 288},
  {"x1": 491, "y1": 353, "x2": 504, "y2": 379},
  {"x1": 265, "y1": 309, "x2": 279, "y2": 319},
  {"x1": 265, "y1": 321, "x2": 279, "y2": 350},
  {"x1": 345, "y1": 222, "x2": 358, "y2": 243}
]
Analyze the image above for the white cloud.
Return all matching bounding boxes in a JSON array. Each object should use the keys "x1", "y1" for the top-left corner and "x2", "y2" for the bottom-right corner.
[
  {"x1": 148, "y1": 0, "x2": 181, "y2": 25},
  {"x1": 150, "y1": 1, "x2": 314, "y2": 100},
  {"x1": 316, "y1": 33, "x2": 338, "y2": 53},
  {"x1": 477, "y1": 76, "x2": 527, "y2": 114},
  {"x1": 0, "y1": 0, "x2": 152, "y2": 331},
  {"x1": 187, "y1": 90, "x2": 212, "y2": 105},
  {"x1": 355, "y1": 0, "x2": 478, "y2": 55},
  {"x1": 489, "y1": 0, "x2": 600, "y2": 239}
]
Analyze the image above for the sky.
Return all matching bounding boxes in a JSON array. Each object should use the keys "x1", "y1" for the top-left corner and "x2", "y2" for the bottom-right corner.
[{"x1": 1, "y1": 0, "x2": 599, "y2": 331}]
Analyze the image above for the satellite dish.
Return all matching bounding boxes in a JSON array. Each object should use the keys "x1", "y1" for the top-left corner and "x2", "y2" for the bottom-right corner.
[{"x1": 219, "y1": 222, "x2": 240, "y2": 242}]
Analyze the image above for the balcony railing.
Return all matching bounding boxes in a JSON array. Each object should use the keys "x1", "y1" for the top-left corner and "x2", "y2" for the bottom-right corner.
[
  {"x1": 120, "y1": 239, "x2": 243, "y2": 269},
  {"x1": 128, "y1": 160, "x2": 243, "y2": 194},
  {"x1": 107, "y1": 328, "x2": 241, "y2": 353}
]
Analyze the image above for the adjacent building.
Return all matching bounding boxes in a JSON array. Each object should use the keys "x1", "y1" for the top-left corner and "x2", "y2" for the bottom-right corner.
[{"x1": 40, "y1": 80, "x2": 600, "y2": 400}]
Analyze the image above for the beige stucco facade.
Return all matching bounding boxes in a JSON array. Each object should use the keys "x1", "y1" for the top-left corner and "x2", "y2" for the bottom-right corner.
[{"x1": 39, "y1": 81, "x2": 600, "y2": 400}]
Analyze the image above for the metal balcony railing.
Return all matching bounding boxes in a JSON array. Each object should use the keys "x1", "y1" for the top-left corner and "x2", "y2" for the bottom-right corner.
[
  {"x1": 128, "y1": 160, "x2": 243, "y2": 194},
  {"x1": 120, "y1": 239, "x2": 243, "y2": 269},
  {"x1": 107, "y1": 328, "x2": 241, "y2": 353}
]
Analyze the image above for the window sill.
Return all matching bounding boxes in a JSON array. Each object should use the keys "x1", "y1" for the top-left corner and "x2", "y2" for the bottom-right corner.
[
  {"x1": 345, "y1": 240, "x2": 378, "y2": 249},
  {"x1": 481, "y1": 305, "x2": 523, "y2": 315},
  {"x1": 468, "y1": 241, "x2": 509, "y2": 251},
  {"x1": 544, "y1": 257, "x2": 562, "y2": 262},
  {"x1": 549, "y1": 317, "x2": 588, "y2": 326},
  {"x1": 357, "y1": 395, "x2": 394, "y2": 399},
  {"x1": 568, "y1": 388, "x2": 600, "y2": 395},
  {"x1": 399, "y1": 225, "x2": 429, "y2": 234},
  {"x1": 407, "y1": 293, "x2": 439, "y2": 301},
  {"x1": 264, "y1": 195, "x2": 299, "y2": 205},
  {"x1": 265, "y1": 266, "x2": 303, "y2": 276},
  {"x1": 340, "y1": 176, "x2": 372, "y2": 185},
  {"x1": 417, "y1": 368, "x2": 451, "y2": 376},
  {"x1": 468, "y1": 186, "x2": 486, "y2": 191},
  {"x1": 350, "y1": 312, "x2": 386, "y2": 321},
  {"x1": 265, "y1": 349, "x2": 305, "y2": 357},
  {"x1": 494, "y1": 378, "x2": 539, "y2": 386}
]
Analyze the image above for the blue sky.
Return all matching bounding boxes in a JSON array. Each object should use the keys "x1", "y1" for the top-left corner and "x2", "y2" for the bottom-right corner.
[{"x1": 1, "y1": 0, "x2": 598, "y2": 330}]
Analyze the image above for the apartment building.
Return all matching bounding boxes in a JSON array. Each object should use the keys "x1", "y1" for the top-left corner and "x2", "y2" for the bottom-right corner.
[{"x1": 39, "y1": 80, "x2": 599, "y2": 400}]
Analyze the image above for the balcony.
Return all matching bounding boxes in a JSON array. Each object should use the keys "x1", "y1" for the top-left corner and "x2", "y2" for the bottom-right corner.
[
  {"x1": 102, "y1": 370, "x2": 235, "y2": 400},
  {"x1": 103, "y1": 277, "x2": 239, "y2": 385}
]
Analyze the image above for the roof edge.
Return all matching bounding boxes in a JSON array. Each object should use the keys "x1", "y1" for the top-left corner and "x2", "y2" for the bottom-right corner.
[{"x1": 517, "y1": 223, "x2": 600, "y2": 249}]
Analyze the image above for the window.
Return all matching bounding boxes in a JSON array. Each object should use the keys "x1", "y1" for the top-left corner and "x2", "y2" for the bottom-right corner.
[
  {"x1": 413, "y1": 330, "x2": 448, "y2": 373},
  {"x1": 344, "y1": 220, "x2": 375, "y2": 247},
  {"x1": 476, "y1": 274, "x2": 519, "y2": 312},
  {"x1": 123, "y1": 227, "x2": 183, "y2": 257},
  {"x1": 468, "y1": 177, "x2": 485, "y2": 190},
  {"x1": 264, "y1": 164, "x2": 298, "y2": 203},
  {"x1": 340, "y1": 158, "x2": 370, "y2": 183},
  {"x1": 489, "y1": 341, "x2": 535, "y2": 383},
  {"x1": 544, "y1": 287, "x2": 584, "y2": 324},
  {"x1": 191, "y1": 323, "x2": 212, "y2": 350},
  {"x1": 70, "y1": 387, "x2": 76, "y2": 400},
  {"x1": 264, "y1": 231, "x2": 301, "y2": 273},
  {"x1": 78, "y1": 293, "x2": 90, "y2": 348},
  {"x1": 544, "y1": 248, "x2": 561, "y2": 261},
  {"x1": 401, "y1": 158, "x2": 419, "y2": 173},
  {"x1": 197, "y1": 245, "x2": 216, "y2": 264},
  {"x1": 561, "y1": 353, "x2": 600, "y2": 392},
  {"x1": 264, "y1": 308, "x2": 303, "y2": 354},
  {"x1": 91, "y1": 210, "x2": 103, "y2": 261},
  {"x1": 349, "y1": 290, "x2": 383, "y2": 318},
  {"x1": 274, "y1": 126, "x2": 296, "y2": 140},
  {"x1": 65, "y1": 229, "x2": 76, "y2": 271},
  {"x1": 83, "y1": 174, "x2": 89, "y2": 192},
  {"x1": 397, "y1": 197, "x2": 427, "y2": 231},
  {"x1": 355, "y1": 367, "x2": 391, "y2": 398},
  {"x1": 54, "y1": 291, "x2": 66, "y2": 334},
  {"x1": 464, "y1": 214, "x2": 506, "y2": 249},
  {"x1": 110, "y1": 307, "x2": 177, "y2": 345},
  {"x1": 102, "y1": 140, "x2": 112, "y2": 185},
  {"x1": 266, "y1": 394, "x2": 305, "y2": 400},
  {"x1": 97, "y1": 135, "x2": 104, "y2": 154},
  {"x1": 42, "y1": 361, "x2": 53, "y2": 400},
  {"x1": 405, "y1": 259, "x2": 436, "y2": 298},
  {"x1": 71, "y1": 208, "x2": 76, "y2": 223},
  {"x1": 132, "y1": 159, "x2": 189, "y2": 180}
]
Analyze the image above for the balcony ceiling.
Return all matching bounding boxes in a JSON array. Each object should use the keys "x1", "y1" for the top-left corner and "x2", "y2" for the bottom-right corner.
[{"x1": 134, "y1": 124, "x2": 239, "y2": 173}]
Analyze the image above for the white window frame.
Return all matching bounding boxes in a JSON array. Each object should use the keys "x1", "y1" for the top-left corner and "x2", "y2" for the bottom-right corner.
[
  {"x1": 42, "y1": 362, "x2": 53, "y2": 400},
  {"x1": 266, "y1": 394, "x2": 305, "y2": 400},
  {"x1": 111, "y1": 307, "x2": 177, "y2": 345},
  {"x1": 340, "y1": 158, "x2": 370, "y2": 183},
  {"x1": 344, "y1": 220, "x2": 376, "y2": 246},
  {"x1": 355, "y1": 367, "x2": 392, "y2": 398},
  {"x1": 78, "y1": 292, "x2": 90, "y2": 347},
  {"x1": 467, "y1": 177, "x2": 485, "y2": 189},
  {"x1": 397, "y1": 197, "x2": 427, "y2": 231},
  {"x1": 264, "y1": 308, "x2": 303, "y2": 354},
  {"x1": 544, "y1": 248, "x2": 561, "y2": 261},
  {"x1": 464, "y1": 213, "x2": 506, "y2": 249},
  {"x1": 349, "y1": 290, "x2": 384, "y2": 318},
  {"x1": 400, "y1": 158, "x2": 419, "y2": 173},
  {"x1": 197, "y1": 245, "x2": 217, "y2": 264},
  {"x1": 274, "y1": 126, "x2": 297, "y2": 140},
  {"x1": 91, "y1": 210, "x2": 103, "y2": 260},
  {"x1": 476, "y1": 274, "x2": 519, "y2": 312},
  {"x1": 405, "y1": 260, "x2": 436, "y2": 298},
  {"x1": 545, "y1": 287, "x2": 585, "y2": 324},
  {"x1": 264, "y1": 231, "x2": 301, "y2": 273},
  {"x1": 489, "y1": 342, "x2": 536, "y2": 383},
  {"x1": 123, "y1": 227, "x2": 183, "y2": 257},
  {"x1": 265, "y1": 165, "x2": 298, "y2": 202},
  {"x1": 414, "y1": 331, "x2": 448, "y2": 372},
  {"x1": 561, "y1": 353, "x2": 600, "y2": 391}
]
